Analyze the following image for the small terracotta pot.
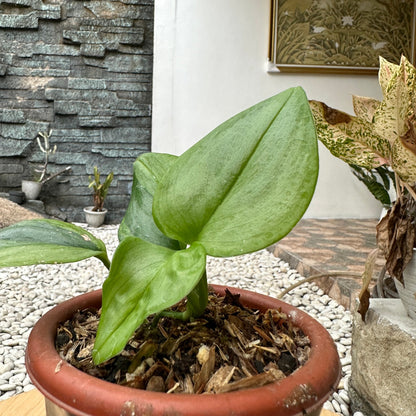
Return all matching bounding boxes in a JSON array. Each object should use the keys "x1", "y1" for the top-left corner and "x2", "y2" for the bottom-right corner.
[{"x1": 26, "y1": 285, "x2": 341, "y2": 416}]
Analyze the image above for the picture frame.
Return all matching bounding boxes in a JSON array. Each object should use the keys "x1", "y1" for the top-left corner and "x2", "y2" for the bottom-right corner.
[{"x1": 269, "y1": 0, "x2": 416, "y2": 74}]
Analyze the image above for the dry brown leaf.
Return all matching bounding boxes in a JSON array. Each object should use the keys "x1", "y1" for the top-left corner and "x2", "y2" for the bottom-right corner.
[
  {"x1": 357, "y1": 248, "x2": 379, "y2": 321},
  {"x1": 377, "y1": 196, "x2": 416, "y2": 281}
]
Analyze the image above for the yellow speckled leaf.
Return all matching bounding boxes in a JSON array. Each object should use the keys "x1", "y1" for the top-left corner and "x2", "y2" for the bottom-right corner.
[
  {"x1": 352, "y1": 95, "x2": 380, "y2": 123},
  {"x1": 379, "y1": 56, "x2": 399, "y2": 97},
  {"x1": 310, "y1": 100, "x2": 385, "y2": 170}
]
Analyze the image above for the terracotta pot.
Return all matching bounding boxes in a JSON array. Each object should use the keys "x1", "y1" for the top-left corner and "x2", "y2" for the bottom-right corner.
[
  {"x1": 83, "y1": 207, "x2": 107, "y2": 228},
  {"x1": 26, "y1": 285, "x2": 341, "y2": 416}
]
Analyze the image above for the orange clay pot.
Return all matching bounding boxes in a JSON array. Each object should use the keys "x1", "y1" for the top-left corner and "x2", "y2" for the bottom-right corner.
[{"x1": 26, "y1": 285, "x2": 341, "y2": 416}]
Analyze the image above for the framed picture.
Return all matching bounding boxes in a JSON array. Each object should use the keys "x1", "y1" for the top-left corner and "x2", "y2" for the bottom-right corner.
[{"x1": 269, "y1": 0, "x2": 416, "y2": 73}]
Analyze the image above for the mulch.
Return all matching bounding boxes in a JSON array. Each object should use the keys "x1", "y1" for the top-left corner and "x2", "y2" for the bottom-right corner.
[{"x1": 56, "y1": 289, "x2": 311, "y2": 394}]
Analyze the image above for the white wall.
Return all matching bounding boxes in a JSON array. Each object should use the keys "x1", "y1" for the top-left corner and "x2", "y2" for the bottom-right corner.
[{"x1": 152, "y1": 0, "x2": 384, "y2": 218}]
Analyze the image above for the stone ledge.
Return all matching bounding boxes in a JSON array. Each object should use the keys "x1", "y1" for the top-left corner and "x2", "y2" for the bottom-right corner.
[{"x1": 351, "y1": 299, "x2": 416, "y2": 416}]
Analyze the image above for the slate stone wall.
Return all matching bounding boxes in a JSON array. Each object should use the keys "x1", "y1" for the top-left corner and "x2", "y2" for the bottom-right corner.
[{"x1": 0, "y1": 0, "x2": 154, "y2": 223}]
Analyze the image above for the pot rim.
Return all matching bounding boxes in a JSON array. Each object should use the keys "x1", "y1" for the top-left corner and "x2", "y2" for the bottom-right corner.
[
  {"x1": 83, "y1": 207, "x2": 108, "y2": 214},
  {"x1": 26, "y1": 285, "x2": 341, "y2": 416}
]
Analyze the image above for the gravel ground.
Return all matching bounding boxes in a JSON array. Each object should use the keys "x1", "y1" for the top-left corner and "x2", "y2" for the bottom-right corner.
[{"x1": 0, "y1": 224, "x2": 365, "y2": 416}]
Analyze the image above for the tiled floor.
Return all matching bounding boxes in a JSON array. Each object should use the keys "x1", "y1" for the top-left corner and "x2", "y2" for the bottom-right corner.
[{"x1": 270, "y1": 218, "x2": 386, "y2": 310}]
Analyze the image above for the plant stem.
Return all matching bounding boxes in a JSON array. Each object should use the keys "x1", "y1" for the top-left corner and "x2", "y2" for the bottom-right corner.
[
  {"x1": 42, "y1": 166, "x2": 72, "y2": 184},
  {"x1": 97, "y1": 252, "x2": 111, "y2": 270},
  {"x1": 158, "y1": 272, "x2": 208, "y2": 322},
  {"x1": 276, "y1": 271, "x2": 362, "y2": 299},
  {"x1": 185, "y1": 271, "x2": 208, "y2": 318}
]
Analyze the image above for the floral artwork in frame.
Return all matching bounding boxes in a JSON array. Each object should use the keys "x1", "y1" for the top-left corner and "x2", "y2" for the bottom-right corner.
[{"x1": 269, "y1": 0, "x2": 416, "y2": 73}]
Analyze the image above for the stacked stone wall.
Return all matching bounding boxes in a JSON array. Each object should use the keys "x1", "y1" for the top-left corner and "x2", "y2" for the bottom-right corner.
[{"x1": 0, "y1": 0, "x2": 154, "y2": 222}]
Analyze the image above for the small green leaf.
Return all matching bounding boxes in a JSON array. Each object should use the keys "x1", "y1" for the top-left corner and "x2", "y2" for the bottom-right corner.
[
  {"x1": 154, "y1": 87, "x2": 319, "y2": 257},
  {"x1": 93, "y1": 238, "x2": 206, "y2": 364},
  {"x1": 0, "y1": 219, "x2": 109, "y2": 268},
  {"x1": 118, "y1": 153, "x2": 180, "y2": 250}
]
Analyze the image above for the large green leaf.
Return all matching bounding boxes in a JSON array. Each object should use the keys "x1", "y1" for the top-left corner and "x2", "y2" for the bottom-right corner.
[
  {"x1": 118, "y1": 152, "x2": 180, "y2": 250},
  {"x1": 93, "y1": 238, "x2": 206, "y2": 364},
  {"x1": 0, "y1": 219, "x2": 109, "y2": 268},
  {"x1": 153, "y1": 87, "x2": 319, "y2": 257}
]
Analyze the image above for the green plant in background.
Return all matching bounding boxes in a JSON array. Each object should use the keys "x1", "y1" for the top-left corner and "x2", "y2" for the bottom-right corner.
[
  {"x1": 349, "y1": 164, "x2": 395, "y2": 209},
  {"x1": 0, "y1": 87, "x2": 319, "y2": 364},
  {"x1": 89, "y1": 166, "x2": 114, "y2": 212},
  {"x1": 310, "y1": 55, "x2": 416, "y2": 316}
]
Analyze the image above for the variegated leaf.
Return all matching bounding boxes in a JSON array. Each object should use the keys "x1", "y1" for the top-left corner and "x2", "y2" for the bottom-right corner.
[
  {"x1": 391, "y1": 139, "x2": 416, "y2": 183},
  {"x1": 309, "y1": 100, "x2": 385, "y2": 169},
  {"x1": 352, "y1": 95, "x2": 380, "y2": 123},
  {"x1": 372, "y1": 56, "x2": 416, "y2": 182},
  {"x1": 378, "y1": 56, "x2": 399, "y2": 97},
  {"x1": 373, "y1": 60, "x2": 406, "y2": 145}
]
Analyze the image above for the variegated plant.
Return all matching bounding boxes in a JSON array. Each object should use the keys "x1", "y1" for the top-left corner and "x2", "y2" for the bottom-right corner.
[
  {"x1": 310, "y1": 56, "x2": 416, "y2": 318},
  {"x1": 310, "y1": 55, "x2": 416, "y2": 188}
]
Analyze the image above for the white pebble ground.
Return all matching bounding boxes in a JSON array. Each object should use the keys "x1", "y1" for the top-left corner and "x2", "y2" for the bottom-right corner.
[{"x1": 0, "y1": 224, "x2": 364, "y2": 415}]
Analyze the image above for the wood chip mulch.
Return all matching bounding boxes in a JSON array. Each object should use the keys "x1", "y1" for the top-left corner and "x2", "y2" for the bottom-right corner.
[{"x1": 56, "y1": 288, "x2": 311, "y2": 394}]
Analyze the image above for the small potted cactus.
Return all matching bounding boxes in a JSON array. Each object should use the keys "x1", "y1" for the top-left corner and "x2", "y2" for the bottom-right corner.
[{"x1": 84, "y1": 166, "x2": 114, "y2": 227}]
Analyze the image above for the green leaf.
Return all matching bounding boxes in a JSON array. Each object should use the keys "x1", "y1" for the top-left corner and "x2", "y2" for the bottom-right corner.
[
  {"x1": 153, "y1": 87, "x2": 319, "y2": 257},
  {"x1": 350, "y1": 165, "x2": 392, "y2": 207},
  {"x1": 0, "y1": 219, "x2": 109, "y2": 268},
  {"x1": 118, "y1": 153, "x2": 181, "y2": 250},
  {"x1": 93, "y1": 238, "x2": 206, "y2": 364}
]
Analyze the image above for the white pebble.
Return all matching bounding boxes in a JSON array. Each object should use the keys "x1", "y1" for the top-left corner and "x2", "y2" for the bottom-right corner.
[
  {"x1": 0, "y1": 383, "x2": 16, "y2": 392},
  {"x1": 0, "y1": 363, "x2": 13, "y2": 375},
  {"x1": 332, "y1": 398, "x2": 341, "y2": 413},
  {"x1": 340, "y1": 402, "x2": 350, "y2": 416},
  {"x1": 339, "y1": 390, "x2": 351, "y2": 404},
  {"x1": 323, "y1": 401, "x2": 335, "y2": 412}
]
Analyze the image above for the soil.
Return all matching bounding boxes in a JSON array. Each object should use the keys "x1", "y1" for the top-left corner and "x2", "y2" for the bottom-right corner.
[
  {"x1": 0, "y1": 197, "x2": 42, "y2": 228},
  {"x1": 56, "y1": 288, "x2": 311, "y2": 394}
]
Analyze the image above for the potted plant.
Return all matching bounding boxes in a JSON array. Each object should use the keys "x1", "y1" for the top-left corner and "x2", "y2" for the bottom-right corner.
[
  {"x1": 22, "y1": 129, "x2": 72, "y2": 200},
  {"x1": 83, "y1": 166, "x2": 114, "y2": 227},
  {"x1": 310, "y1": 55, "x2": 416, "y2": 319},
  {"x1": 0, "y1": 87, "x2": 341, "y2": 416}
]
